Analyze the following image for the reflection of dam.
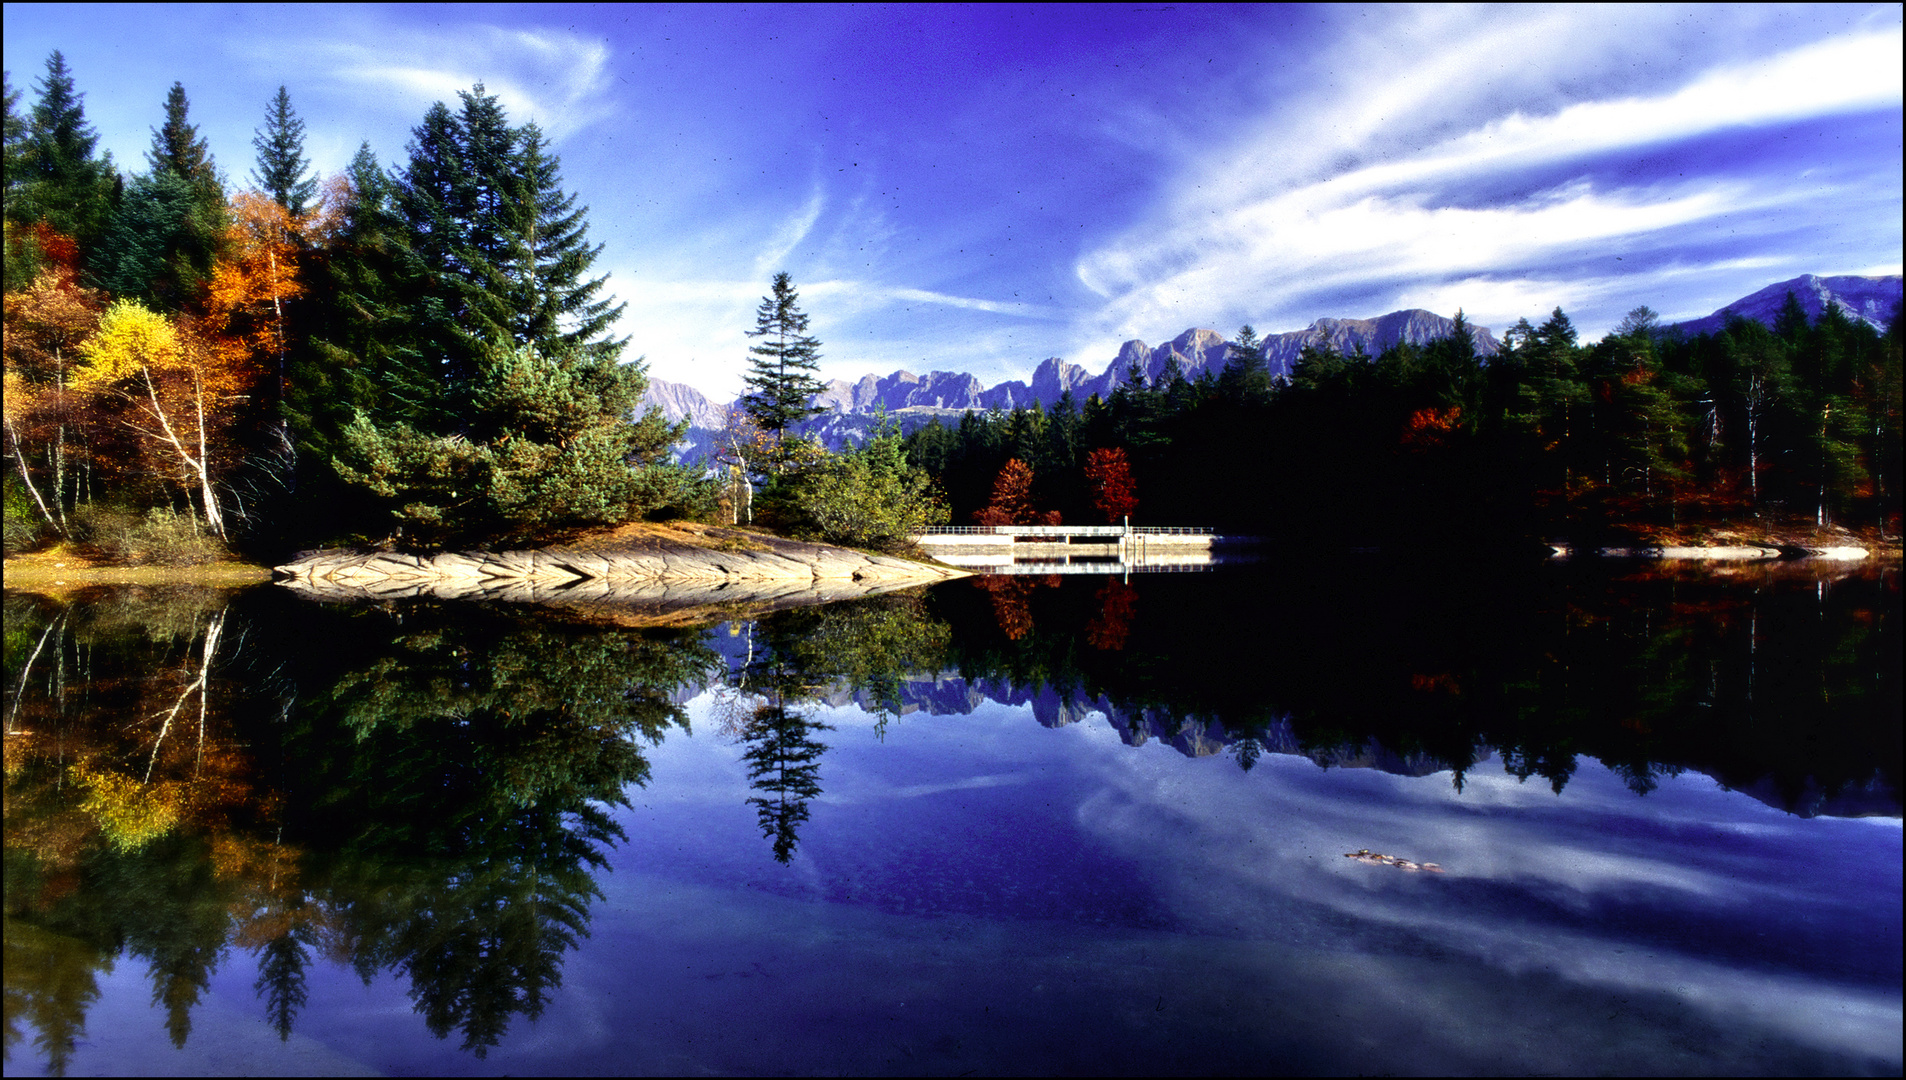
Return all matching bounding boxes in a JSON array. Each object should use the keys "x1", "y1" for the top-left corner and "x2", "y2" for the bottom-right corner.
[
  {"x1": 933, "y1": 556, "x2": 1222, "y2": 573},
  {"x1": 914, "y1": 526, "x2": 1248, "y2": 573}
]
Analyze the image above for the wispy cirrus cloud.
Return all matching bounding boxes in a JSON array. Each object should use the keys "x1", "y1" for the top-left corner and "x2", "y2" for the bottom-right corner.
[
  {"x1": 610, "y1": 269, "x2": 1058, "y2": 398},
  {"x1": 1075, "y1": 14, "x2": 1904, "y2": 349},
  {"x1": 247, "y1": 22, "x2": 614, "y2": 143}
]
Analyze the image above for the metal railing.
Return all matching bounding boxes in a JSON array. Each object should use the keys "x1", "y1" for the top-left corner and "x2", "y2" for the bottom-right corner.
[{"x1": 918, "y1": 525, "x2": 1214, "y2": 536}]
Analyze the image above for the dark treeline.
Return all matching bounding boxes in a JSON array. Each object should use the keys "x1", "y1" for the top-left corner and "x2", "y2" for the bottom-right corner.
[
  {"x1": 6, "y1": 53, "x2": 699, "y2": 560},
  {"x1": 906, "y1": 304, "x2": 1903, "y2": 546}
]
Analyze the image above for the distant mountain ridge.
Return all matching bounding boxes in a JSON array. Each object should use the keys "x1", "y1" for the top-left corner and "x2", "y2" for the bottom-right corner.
[
  {"x1": 641, "y1": 274, "x2": 1904, "y2": 459},
  {"x1": 1667, "y1": 274, "x2": 1902, "y2": 337},
  {"x1": 643, "y1": 307, "x2": 1496, "y2": 457}
]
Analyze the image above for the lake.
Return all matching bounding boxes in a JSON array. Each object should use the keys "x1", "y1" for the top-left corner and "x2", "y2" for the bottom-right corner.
[{"x1": 4, "y1": 558, "x2": 1899, "y2": 1076}]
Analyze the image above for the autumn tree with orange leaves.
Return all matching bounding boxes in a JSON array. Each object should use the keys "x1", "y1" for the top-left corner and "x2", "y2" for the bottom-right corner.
[
  {"x1": 3, "y1": 263, "x2": 103, "y2": 535},
  {"x1": 974, "y1": 458, "x2": 1061, "y2": 526},
  {"x1": 201, "y1": 191, "x2": 309, "y2": 403}
]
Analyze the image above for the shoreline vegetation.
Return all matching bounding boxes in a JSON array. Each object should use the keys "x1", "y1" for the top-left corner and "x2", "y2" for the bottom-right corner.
[{"x1": 4, "y1": 518, "x2": 1895, "y2": 597}]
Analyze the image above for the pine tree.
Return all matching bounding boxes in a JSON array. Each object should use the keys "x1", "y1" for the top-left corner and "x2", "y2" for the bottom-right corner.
[
  {"x1": 2, "y1": 70, "x2": 40, "y2": 291},
  {"x1": 740, "y1": 272, "x2": 826, "y2": 461},
  {"x1": 331, "y1": 86, "x2": 686, "y2": 544},
  {"x1": 13, "y1": 52, "x2": 118, "y2": 246},
  {"x1": 250, "y1": 86, "x2": 317, "y2": 216},
  {"x1": 287, "y1": 141, "x2": 433, "y2": 496},
  {"x1": 2, "y1": 70, "x2": 26, "y2": 219},
  {"x1": 1219, "y1": 323, "x2": 1272, "y2": 402}
]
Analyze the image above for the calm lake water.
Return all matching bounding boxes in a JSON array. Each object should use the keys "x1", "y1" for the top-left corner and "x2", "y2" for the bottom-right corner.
[{"x1": 4, "y1": 559, "x2": 1900, "y2": 1076}]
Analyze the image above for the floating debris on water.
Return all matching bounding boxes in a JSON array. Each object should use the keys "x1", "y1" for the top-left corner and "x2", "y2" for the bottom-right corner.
[{"x1": 1345, "y1": 849, "x2": 1444, "y2": 873}]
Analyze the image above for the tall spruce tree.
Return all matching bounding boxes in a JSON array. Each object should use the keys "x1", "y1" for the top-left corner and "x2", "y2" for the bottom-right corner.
[
  {"x1": 1219, "y1": 323, "x2": 1273, "y2": 403},
  {"x1": 2, "y1": 71, "x2": 25, "y2": 218},
  {"x1": 92, "y1": 82, "x2": 224, "y2": 307},
  {"x1": 250, "y1": 86, "x2": 317, "y2": 216},
  {"x1": 330, "y1": 85, "x2": 687, "y2": 545},
  {"x1": 741, "y1": 271, "x2": 826, "y2": 462},
  {"x1": 147, "y1": 82, "x2": 217, "y2": 188},
  {"x1": 2, "y1": 69, "x2": 34, "y2": 290},
  {"x1": 12, "y1": 51, "x2": 118, "y2": 246}
]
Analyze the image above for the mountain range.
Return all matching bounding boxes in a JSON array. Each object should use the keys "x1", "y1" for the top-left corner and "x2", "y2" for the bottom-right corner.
[
  {"x1": 645, "y1": 308, "x2": 1499, "y2": 457},
  {"x1": 642, "y1": 274, "x2": 1901, "y2": 458}
]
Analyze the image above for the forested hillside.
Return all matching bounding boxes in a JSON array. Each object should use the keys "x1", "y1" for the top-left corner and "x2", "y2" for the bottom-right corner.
[{"x1": 904, "y1": 303, "x2": 1903, "y2": 547}]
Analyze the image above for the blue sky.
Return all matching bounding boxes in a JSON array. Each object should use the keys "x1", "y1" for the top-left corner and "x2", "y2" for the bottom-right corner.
[{"x1": 5, "y1": 3, "x2": 1901, "y2": 397}]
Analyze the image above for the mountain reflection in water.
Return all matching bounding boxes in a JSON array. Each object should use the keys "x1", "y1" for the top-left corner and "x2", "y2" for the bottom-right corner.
[{"x1": 3, "y1": 559, "x2": 1898, "y2": 1076}]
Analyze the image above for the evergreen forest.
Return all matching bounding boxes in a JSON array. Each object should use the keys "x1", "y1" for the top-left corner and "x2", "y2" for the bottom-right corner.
[{"x1": 903, "y1": 305, "x2": 1903, "y2": 549}]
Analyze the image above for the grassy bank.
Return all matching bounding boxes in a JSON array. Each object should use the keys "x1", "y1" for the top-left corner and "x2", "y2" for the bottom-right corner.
[{"x1": 2, "y1": 545, "x2": 275, "y2": 590}]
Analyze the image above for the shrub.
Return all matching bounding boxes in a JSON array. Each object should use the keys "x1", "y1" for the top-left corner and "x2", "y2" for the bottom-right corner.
[
  {"x1": 4, "y1": 474, "x2": 48, "y2": 554},
  {"x1": 70, "y1": 504, "x2": 226, "y2": 565},
  {"x1": 789, "y1": 424, "x2": 948, "y2": 551}
]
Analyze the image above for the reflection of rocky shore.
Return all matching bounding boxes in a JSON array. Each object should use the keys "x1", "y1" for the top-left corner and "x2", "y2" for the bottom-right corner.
[{"x1": 275, "y1": 544, "x2": 965, "y2": 614}]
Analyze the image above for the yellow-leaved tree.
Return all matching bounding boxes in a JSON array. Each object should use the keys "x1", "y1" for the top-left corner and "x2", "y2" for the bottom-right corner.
[{"x1": 74, "y1": 301, "x2": 257, "y2": 539}]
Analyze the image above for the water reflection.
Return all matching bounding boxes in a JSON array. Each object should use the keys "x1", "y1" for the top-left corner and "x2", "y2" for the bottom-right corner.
[
  {"x1": 921, "y1": 560, "x2": 1901, "y2": 816},
  {"x1": 3, "y1": 559, "x2": 1899, "y2": 1074},
  {"x1": 4, "y1": 589, "x2": 712, "y2": 1069}
]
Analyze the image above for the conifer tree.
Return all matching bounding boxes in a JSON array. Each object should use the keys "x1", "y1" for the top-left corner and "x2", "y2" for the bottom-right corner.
[
  {"x1": 250, "y1": 86, "x2": 317, "y2": 216},
  {"x1": 13, "y1": 52, "x2": 118, "y2": 246},
  {"x1": 741, "y1": 272, "x2": 826, "y2": 460},
  {"x1": 147, "y1": 83, "x2": 217, "y2": 189},
  {"x1": 288, "y1": 143, "x2": 424, "y2": 482},
  {"x1": 93, "y1": 83, "x2": 224, "y2": 308},
  {"x1": 1220, "y1": 323, "x2": 1273, "y2": 402},
  {"x1": 330, "y1": 86, "x2": 687, "y2": 544},
  {"x1": 2, "y1": 70, "x2": 25, "y2": 218}
]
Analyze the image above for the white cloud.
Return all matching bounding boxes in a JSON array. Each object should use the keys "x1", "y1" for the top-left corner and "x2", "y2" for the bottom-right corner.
[
  {"x1": 753, "y1": 186, "x2": 826, "y2": 277},
  {"x1": 291, "y1": 23, "x2": 614, "y2": 142},
  {"x1": 1075, "y1": 21, "x2": 1904, "y2": 354}
]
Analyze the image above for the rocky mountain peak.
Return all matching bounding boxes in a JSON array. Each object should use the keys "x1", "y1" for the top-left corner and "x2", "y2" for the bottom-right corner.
[{"x1": 1668, "y1": 274, "x2": 1902, "y2": 337}]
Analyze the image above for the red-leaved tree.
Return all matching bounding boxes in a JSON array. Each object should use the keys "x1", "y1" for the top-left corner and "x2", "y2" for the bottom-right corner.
[
  {"x1": 974, "y1": 458, "x2": 1061, "y2": 526},
  {"x1": 1084, "y1": 447, "x2": 1138, "y2": 524}
]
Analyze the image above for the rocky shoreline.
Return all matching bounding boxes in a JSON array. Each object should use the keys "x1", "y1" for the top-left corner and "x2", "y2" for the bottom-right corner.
[
  {"x1": 1554, "y1": 543, "x2": 1875, "y2": 560},
  {"x1": 273, "y1": 540, "x2": 968, "y2": 608}
]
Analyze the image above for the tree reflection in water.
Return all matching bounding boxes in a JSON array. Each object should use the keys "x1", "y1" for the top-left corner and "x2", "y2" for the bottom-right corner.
[
  {"x1": 740, "y1": 703, "x2": 832, "y2": 863},
  {"x1": 718, "y1": 593, "x2": 951, "y2": 860},
  {"x1": 926, "y1": 560, "x2": 1899, "y2": 813},
  {"x1": 3, "y1": 589, "x2": 714, "y2": 1068}
]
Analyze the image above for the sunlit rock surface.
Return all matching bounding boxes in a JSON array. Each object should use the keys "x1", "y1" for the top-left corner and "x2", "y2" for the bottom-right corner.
[{"x1": 275, "y1": 543, "x2": 965, "y2": 611}]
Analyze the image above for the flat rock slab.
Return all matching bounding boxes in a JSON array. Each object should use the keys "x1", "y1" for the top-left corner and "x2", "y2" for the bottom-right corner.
[{"x1": 275, "y1": 539, "x2": 966, "y2": 615}]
